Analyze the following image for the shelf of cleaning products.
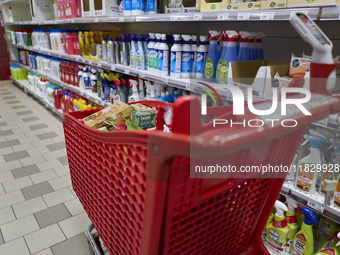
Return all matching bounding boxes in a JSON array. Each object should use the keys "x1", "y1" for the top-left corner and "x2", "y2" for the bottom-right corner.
[
  {"x1": 281, "y1": 183, "x2": 340, "y2": 224},
  {"x1": 11, "y1": 60, "x2": 110, "y2": 107},
  {"x1": 10, "y1": 77, "x2": 64, "y2": 118},
  {"x1": 4, "y1": 7, "x2": 323, "y2": 26}
]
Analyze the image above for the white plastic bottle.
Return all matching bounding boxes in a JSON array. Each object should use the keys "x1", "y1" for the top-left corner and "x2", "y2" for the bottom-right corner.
[
  {"x1": 170, "y1": 34, "x2": 182, "y2": 79},
  {"x1": 83, "y1": 66, "x2": 91, "y2": 91},
  {"x1": 153, "y1": 33, "x2": 162, "y2": 74},
  {"x1": 158, "y1": 34, "x2": 169, "y2": 76},
  {"x1": 136, "y1": 35, "x2": 145, "y2": 70},
  {"x1": 181, "y1": 35, "x2": 192, "y2": 79},
  {"x1": 107, "y1": 37, "x2": 114, "y2": 64},
  {"x1": 147, "y1": 33, "x2": 156, "y2": 73},
  {"x1": 295, "y1": 134, "x2": 327, "y2": 194},
  {"x1": 77, "y1": 66, "x2": 84, "y2": 89},
  {"x1": 90, "y1": 68, "x2": 97, "y2": 94},
  {"x1": 130, "y1": 34, "x2": 137, "y2": 69},
  {"x1": 102, "y1": 36, "x2": 107, "y2": 61},
  {"x1": 128, "y1": 80, "x2": 140, "y2": 102},
  {"x1": 138, "y1": 79, "x2": 144, "y2": 99},
  {"x1": 8, "y1": 7, "x2": 14, "y2": 22},
  {"x1": 191, "y1": 35, "x2": 198, "y2": 78}
]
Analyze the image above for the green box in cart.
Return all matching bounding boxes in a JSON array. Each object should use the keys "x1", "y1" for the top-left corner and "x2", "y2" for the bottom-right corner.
[{"x1": 132, "y1": 111, "x2": 157, "y2": 129}]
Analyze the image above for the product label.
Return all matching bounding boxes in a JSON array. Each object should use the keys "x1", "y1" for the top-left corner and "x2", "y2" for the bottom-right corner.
[
  {"x1": 204, "y1": 57, "x2": 214, "y2": 79},
  {"x1": 148, "y1": 49, "x2": 156, "y2": 69},
  {"x1": 107, "y1": 46, "x2": 112, "y2": 60},
  {"x1": 296, "y1": 163, "x2": 315, "y2": 193},
  {"x1": 120, "y1": 51, "x2": 124, "y2": 64},
  {"x1": 125, "y1": 0, "x2": 132, "y2": 10},
  {"x1": 265, "y1": 232, "x2": 286, "y2": 254},
  {"x1": 104, "y1": 84, "x2": 110, "y2": 102},
  {"x1": 216, "y1": 58, "x2": 223, "y2": 81},
  {"x1": 158, "y1": 50, "x2": 168, "y2": 71},
  {"x1": 154, "y1": 50, "x2": 159, "y2": 70},
  {"x1": 317, "y1": 219, "x2": 336, "y2": 241},
  {"x1": 218, "y1": 60, "x2": 229, "y2": 84},
  {"x1": 113, "y1": 94, "x2": 120, "y2": 104},
  {"x1": 91, "y1": 80, "x2": 97, "y2": 93},
  {"x1": 181, "y1": 51, "x2": 191, "y2": 74},
  {"x1": 132, "y1": 0, "x2": 141, "y2": 11},
  {"x1": 291, "y1": 234, "x2": 308, "y2": 255},
  {"x1": 65, "y1": 4, "x2": 71, "y2": 16},
  {"x1": 136, "y1": 52, "x2": 143, "y2": 70},
  {"x1": 170, "y1": 51, "x2": 182, "y2": 74},
  {"x1": 84, "y1": 77, "x2": 90, "y2": 90},
  {"x1": 78, "y1": 75, "x2": 83, "y2": 89},
  {"x1": 130, "y1": 52, "x2": 135, "y2": 68},
  {"x1": 128, "y1": 96, "x2": 135, "y2": 103},
  {"x1": 190, "y1": 52, "x2": 194, "y2": 73}
]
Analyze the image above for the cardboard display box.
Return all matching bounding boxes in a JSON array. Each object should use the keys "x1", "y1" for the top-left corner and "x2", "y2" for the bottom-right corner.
[
  {"x1": 182, "y1": 0, "x2": 196, "y2": 12},
  {"x1": 287, "y1": 0, "x2": 340, "y2": 7},
  {"x1": 261, "y1": 0, "x2": 287, "y2": 9},
  {"x1": 224, "y1": 60, "x2": 290, "y2": 100},
  {"x1": 221, "y1": 1, "x2": 260, "y2": 10},
  {"x1": 165, "y1": 0, "x2": 182, "y2": 13},
  {"x1": 200, "y1": 0, "x2": 228, "y2": 12}
]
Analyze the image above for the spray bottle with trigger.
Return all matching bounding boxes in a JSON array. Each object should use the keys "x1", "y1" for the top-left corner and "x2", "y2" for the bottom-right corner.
[
  {"x1": 291, "y1": 206, "x2": 319, "y2": 255},
  {"x1": 285, "y1": 198, "x2": 299, "y2": 254},
  {"x1": 196, "y1": 36, "x2": 208, "y2": 79},
  {"x1": 191, "y1": 35, "x2": 198, "y2": 78},
  {"x1": 128, "y1": 79, "x2": 140, "y2": 102},
  {"x1": 316, "y1": 232, "x2": 340, "y2": 254},
  {"x1": 255, "y1": 32, "x2": 265, "y2": 60},
  {"x1": 249, "y1": 32, "x2": 258, "y2": 60},
  {"x1": 217, "y1": 30, "x2": 238, "y2": 84},
  {"x1": 216, "y1": 31, "x2": 228, "y2": 83},
  {"x1": 147, "y1": 33, "x2": 156, "y2": 73},
  {"x1": 204, "y1": 30, "x2": 220, "y2": 82},
  {"x1": 290, "y1": 12, "x2": 336, "y2": 91},
  {"x1": 218, "y1": 31, "x2": 224, "y2": 59},
  {"x1": 237, "y1": 31, "x2": 251, "y2": 61},
  {"x1": 265, "y1": 200, "x2": 289, "y2": 255}
]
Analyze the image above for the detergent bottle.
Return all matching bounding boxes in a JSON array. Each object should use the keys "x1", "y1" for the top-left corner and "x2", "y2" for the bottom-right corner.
[
  {"x1": 204, "y1": 30, "x2": 219, "y2": 82},
  {"x1": 136, "y1": 34, "x2": 145, "y2": 70},
  {"x1": 181, "y1": 35, "x2": 192, "y2": 79},
  {"x1": 320, "y1": 143, "x2": 340, "y2": 196},
  {"x1": 90, "y1": 68, "x2": 97, "y2": 93},
  {"x1": 121, "y1": 34, "x2": 128, "y2": 66},
  {"x1": 191, "y1": 35, "x2": 198, "y2": 78},
  {"x1": 249, "y1": 32, "x2": 258, "y2": 60},
  {"x1": 130, "y1": 34, "x2": 137, "y2": 69},
  {"x1": 158, "y1": 34, "x2": 169, "y2": 76},
  {"x1": 114, "y1": 38, "x2": 120, "y2": 64},
  {"x1": 316, "y1": 232, "x2": 340, "y2": 255},
  {"x1": 262, "y1": 210, "x2": 274, "y2": 242},
  {"x1": 102, "y1": 36, "x2": 107, "y2": 61},
  {"x1": 291, "y1": 206, "x2": 318, "y2": 255},
  {"x1": 217, "y1": 30, "x2": 238, "y2": 84},
  {"x1": 295, "y1": 134, "x2": 327, "y2": 194},
  {"x1": 316, "y1": 216, "x2": 339, "y2": 243},
  {"x1": 128, "y1": 79, "x2": 140, "y2": 102},
  {"x1": 265, "y1": 201, "x2": 289, "y2": 254},
  {"x1": 256, "y1": 32, "x2": 265, "y2": 60},
  {"x1": 196, "y1": 36, "x2": 208, "y2": 79},
  {"x1": 138, "y1": 79, "x2": 145, "y2": 99},
  {"x1": 216, "y1": 31, "x2": 227, "y2": 82},
  {"x1": 285, "y1": 198, "x2": 299, "y2": 254},
  {"x1": 170, "y1": 34, "x2": 182, "y2": 78},
  {"x1": 147, "y1": 33, "x2": 156, "y2": 73},
  {"x1": 107, "y1": 37, "x2": 114, "y2": 64},
  {"x1": 154, "y1": 33, "x2": 162, "y2": 74},
  {"x1": 237, "y1": 31, "x2": 251, "y2": 61}
]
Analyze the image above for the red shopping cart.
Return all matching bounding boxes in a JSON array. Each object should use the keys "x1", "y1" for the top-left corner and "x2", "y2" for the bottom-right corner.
[{"x1": 63, "y1": 65, "x2": 340, "y2": 255}]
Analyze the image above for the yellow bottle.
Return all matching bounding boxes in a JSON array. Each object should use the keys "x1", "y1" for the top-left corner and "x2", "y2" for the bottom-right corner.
[
  {"x1": 291, "y1": 206, "x2": 318, "y2": 255},
  {"x1": 316, "y1": 232, "x2": 340, "y2": 255},
  {"x1": 79, "y1": 31, "x2": 85, "y2": 57},
  {"x1": 316, "y1": 216, "x2": 339, "y2": 243},
  {"x1": 262, "y1": 211, "x2": 274, "y2": 241},
  {"x1": 265, "y1": 201, "x2": 289, "y2": 255},
  {"x1": 285, "y1": 198, "x2": 299, "y2": 254},
  {"x1": 84, "y1": 32, "x2": 90, "y2": 57}
]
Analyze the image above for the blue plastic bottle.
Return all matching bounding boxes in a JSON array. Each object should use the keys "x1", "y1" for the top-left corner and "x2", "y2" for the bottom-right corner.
[
  {"x1": 216, "y1": 31, "x2": 227, "y2": 83},
  {"x1": 159, "y1": 92, "x2": 167, "y2": 102},
  {"x1": 130, "y1": 34, "x2": 137, "y2": 69},
  {"x1": 256, "y1": 32, "x2": 265, "y2": 60},
  {"x1": 172, "y1": 91, "x2": 180, "y2": 101},
  {"x1": 136, "y1": 34, "x2": 145, "y2": 70},
  {"x1": 237, "y1": 31, "x2": 251, "y2": 62},
  {"x1": 249, "y1": 33, "x2": 258, "y2": 60},
  {"x1": 203, "y1": 30, "x2": 220, "y2": 82},
  {"x1": 165, "y1": 91, "x2": 173, "y2": 103},
  {"x1": 218, "y1": 32, "x2": 224, "y2": 59},
  {"x1": 217, "y1": 31, "x2": 238, "y2": 84}
]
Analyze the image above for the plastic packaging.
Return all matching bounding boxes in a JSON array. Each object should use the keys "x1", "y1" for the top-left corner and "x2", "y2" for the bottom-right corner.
[
  {"x1": 181, "y1": 35, "x2": 192, "y2": 79},
  {"x1": 120, "y1": 34, "x2": 129, "y2": 66},
  {"x1": 136, "y1": 35, "x2": 145, "y2": 70},
  {"x1": 130, "y1": 34, "x2": 137, "y2": 69},
  {"x1": 170, "y1": 34, "x2": 182, "y2": 78},
  {"x1": 191, "y1": 35, "x2": 198, "y2": 78},
  {"x1": 237, "y1": 31, "x2": 251, "y2": 61},
  {"x1": 114, "y1": 38, "x2": 120, "y2": 64},
  {"x1": 132, "y1": 0, "x2": 143, "y2": 15},
  {"x1": 147, "y1": 33, "x2": 156, "y2": 73},
  {"x1": 285, "y1": 198, "x2": 299, "y2": 254},
  {"x1": 196, "y1": 36, "x2": 207, "y2": 79},
  {"x1": 107, "y1": 37, "x2": 114, "y2": 64},
  {"x1": 204, "y1": 30, "x2": 219, "y2": 82},
  {"x1": 153, "y1": 34, "x2": 161, "y2": 74},
  {"x1": 158, "y1": 34, "x2": 169, "y2": 76}
]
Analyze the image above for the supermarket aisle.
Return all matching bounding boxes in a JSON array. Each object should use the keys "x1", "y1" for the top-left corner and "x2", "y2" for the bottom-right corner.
[{"x1": 0, "y1": 82, "x2": 92, "y2": 255}]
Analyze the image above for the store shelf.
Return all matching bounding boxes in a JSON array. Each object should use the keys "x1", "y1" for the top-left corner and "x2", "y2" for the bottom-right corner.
[
  {"x1": 281, "y1": 183, "x2": 340, "y2": 224},
  {"x1": 312, "y1": 114, "x2": 340, "y2": 130},
  {"x1": 11, "y1": 60, "x2": 110, "y2": 107},
  {"x1": 4, "y1": 7, "x2": 322, "y2": 26},
  {"x1": 320, "y1": 6, "x2": 340, "y2": 20},
  {"x1": 11, "y1": 77, "x2": 64, "y2": 118}
]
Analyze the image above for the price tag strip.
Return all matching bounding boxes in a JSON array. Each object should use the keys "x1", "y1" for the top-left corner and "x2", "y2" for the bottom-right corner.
[
  {"x1": 260, "y1": 12, "x2": 275, "y2": 20},
  {"x1": 193, "y1": 14, "x2": 203, "y2": 20},
  {"x1": 307, "y1": 199, "x2": 325, "y2": 213},
  {"x1": 170, "y1": 15, "x2": 179, "y2": 21},
  {"x1": 237, "y1": 13, "x2": 250, "y2": 20},
  {"x1": 217, "y1": 13, "x2": 229, "y2": 20}
]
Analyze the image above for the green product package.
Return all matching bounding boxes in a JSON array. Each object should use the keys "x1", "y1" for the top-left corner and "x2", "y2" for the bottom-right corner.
[{"x1": 132, "y1": 111, "x2": 157, "y2": 129}]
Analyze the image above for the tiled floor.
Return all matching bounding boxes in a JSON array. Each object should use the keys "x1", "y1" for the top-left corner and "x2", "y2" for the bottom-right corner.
[{"x1": 0, "y1": 83, "x2": 93, "y2": 255}]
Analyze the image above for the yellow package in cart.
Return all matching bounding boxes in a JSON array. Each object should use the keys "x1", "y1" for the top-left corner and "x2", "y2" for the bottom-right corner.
[
  {"x1": 334, "y1": 178, "x2": 340, "y2": 208},
  {"x1": 296, "y1": 164, "x2": 315, "y2": 193}
]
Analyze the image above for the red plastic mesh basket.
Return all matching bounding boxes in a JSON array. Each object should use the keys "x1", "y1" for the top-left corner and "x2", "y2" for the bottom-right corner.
[{"x1": 63, "y1": 95, "x2": 340, "y2": 255}]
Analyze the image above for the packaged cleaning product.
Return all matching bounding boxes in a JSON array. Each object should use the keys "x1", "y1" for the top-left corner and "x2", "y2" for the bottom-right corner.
[
  {"x1": 262, "y1": 211, "x2": 274, "y2": 242},
  {"x1": 291, "y1": 206, "x2": 318, "y2": 255},
  {"x1": 316, "y1": 232, "x2": 340, "y2": 255},
  {"x1": 316, "y1": 216, "x2": 339, "y2": 243},
  {"x1": 285, "y1": 198, "x2": 299, "y2": 254},
  {"x1": 289, "y1": 54, "x2": 311, "y2": 78},
  {"x1": 335, "y1": 177, "x2": 340, "y2": 208},
  {"x1": 265, "y1": 201, "x2": 289, "y2": 254},
  {"x1": 83, "y1": 102, "x2": 131, "y2": 129},
  {"x1": 273, "y1": 72, "x2": 293, "y2": 95}
]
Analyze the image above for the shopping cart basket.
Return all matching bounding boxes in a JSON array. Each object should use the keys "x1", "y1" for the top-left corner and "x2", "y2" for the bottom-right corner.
[{"x1": 63, "y1": 73, "x2": 340, "y2": 254}]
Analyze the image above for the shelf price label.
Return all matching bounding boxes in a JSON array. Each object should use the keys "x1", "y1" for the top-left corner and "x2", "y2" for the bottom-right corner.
[
  {"x1": 161, "y1": 76, "x2": 169, "y2": 84},
  {"x1": 111, "y1": 65, "x2": 116, "y2": 71},
  {"x1": 124, "y1": 69, "x2": 130, "y2": 75},
  {"x1": 237, "y1": 13, "x2": 250, "y2": 20},
  {"x1": 307, "y1": 199, "x2": 325, "y2": 213},
  {"x1": 138, "y1": 72, "x2": 145, "y2": 78},
  {"x1": 217, "y1": 13, "x2": 229, "y2": 20},
  {"x1": 186, "y1": 84, "x2": 191, "y2": 91},
  {"x1": 89, "y1": 60, "x2": 93, "y2": 64},
  {"x1": 71, "y1": 19, "x2": 75, "y2": 23},
  {"x1": 193, "y1": 14, "x2": 203, "y2": 20},
  {"x1": 119, "y1": 17, "x2": 124, "y2": 22},
  {"x1": 170, "y1": 15, "x2": 179, "y2": 21},
  {"x1": 136, "y1": 16, "x2": 142, "y2": 21},
  {"x1": 260, "y1": 12, "x2": 275, "y2": 20},
  {"x1": 94, "y1": 18, "x2": 99, "y2": 22},
  {"x1": 97, "y1": 63, "x2": 102, "y2": 67}
]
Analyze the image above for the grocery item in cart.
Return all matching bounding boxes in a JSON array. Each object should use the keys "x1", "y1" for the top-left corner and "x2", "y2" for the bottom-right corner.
[{"x1": 289, "y1": 54, "x2": 311, "y2": 78}]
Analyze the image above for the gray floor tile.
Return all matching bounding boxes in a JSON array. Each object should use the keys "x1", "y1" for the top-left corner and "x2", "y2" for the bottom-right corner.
[
  {"x1": 3, "y1": 96, "x2": 16, "y2": 100},
  {"x1": 0, "y1": 130, "x2": 13, "y2": 137},
  {"x1": 46, "y1": 142, "x2": 66, "y2": 152},
  {"x1": 57, "y1": 156, "x2": 68, "y2": 166},
  {"x1": 12, "y1": 164, "x2": 40, "y2": 179},
  {"x1": 11, "y1": 105, "x2": 26, "y2": 110},
  {"x1": 29, "y1": 124, "x2": 48, "y2": 131},
  {"x1": 34, "y1": 204, "x2": 72, "y2": 228},
  {"x1": 22, "y1": 117, "x2": 40, "y2": 123},
  {"x1": 0, "y1": 229, "x2": 4, "y2": 245},
  {"x1": 7, "y1": 100, "x2": 20, "y2": 105},
  {"x1": 4, "y1": 151, "x2": 29, "y2": 162},
  {"x1": 0, "y1": 122, "x2": 6, "y2": 127},
  {"x1": 51, "y1": 234, "x2": 90, "y2": 255},
  {"x1": 16, "y1": 110, "x2": 33, "y2": 116},
  {"x1": 37, "y1": 132, "x2": 58, "y2": 140},
  {"x1": 0, "y1": 139, "x2": 20, "y2": 149},
  {"x1": 21, "y1": 182, "x2": 54, "y2": 200}
]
